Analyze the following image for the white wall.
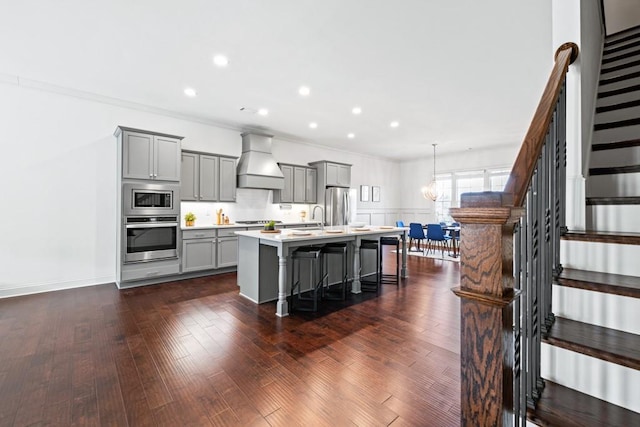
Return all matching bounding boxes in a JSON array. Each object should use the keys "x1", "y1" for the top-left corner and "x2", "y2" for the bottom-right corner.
[
  {"x1": 552, "y1": 0, "x2": 605, "y2": 230},
  {"x1": 398, "y1": 144, "x2": 520, "y2": 222},
  {"x1": 0, "y1": 81, "x2": 401, "y2": 298}
]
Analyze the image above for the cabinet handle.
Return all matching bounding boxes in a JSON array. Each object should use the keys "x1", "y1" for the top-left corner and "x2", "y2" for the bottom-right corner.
[
  {"x1": 145, "y1": 271, "x2": 159, "y2": 277},
  {"x1": 149, "y1": 173, "x2": 153, "y2": 177},
  {"x1": 195, "y1": 234, "x2": 205, "y2": 237}
]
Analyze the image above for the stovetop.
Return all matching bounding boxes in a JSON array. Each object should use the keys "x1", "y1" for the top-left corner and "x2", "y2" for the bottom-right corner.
[{"x1": 235, "y1": 220, "x2": 283, "y2": 225}]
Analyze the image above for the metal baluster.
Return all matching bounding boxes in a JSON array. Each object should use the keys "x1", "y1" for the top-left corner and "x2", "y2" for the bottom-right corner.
[
  {"x1": 559, "y1": 82, "x2": 568, "y2": 236},
  {"x1": 513, "y1": 221, "x2": 522, "y2": 424}
]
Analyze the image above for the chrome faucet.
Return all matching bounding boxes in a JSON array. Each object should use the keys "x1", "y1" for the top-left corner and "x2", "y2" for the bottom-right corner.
[{"x1": 312, "y1": 205, "x2": 324, "y2": 223}]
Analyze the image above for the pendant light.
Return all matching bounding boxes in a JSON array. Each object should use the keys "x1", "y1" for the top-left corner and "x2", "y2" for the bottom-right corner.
[{"x1": 421, "y1": 143, "x2": 439, "y2": 201}]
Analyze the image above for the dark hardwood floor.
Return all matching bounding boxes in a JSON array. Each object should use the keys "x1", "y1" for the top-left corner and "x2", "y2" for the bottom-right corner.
[{"x1": 0, "y1": 250, "x2": 461, "y2": 427}]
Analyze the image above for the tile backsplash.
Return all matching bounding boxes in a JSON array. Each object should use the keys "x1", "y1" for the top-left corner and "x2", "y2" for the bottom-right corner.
[{"x1": 180, "y1": 188, "x2": 314, "y2": 225}]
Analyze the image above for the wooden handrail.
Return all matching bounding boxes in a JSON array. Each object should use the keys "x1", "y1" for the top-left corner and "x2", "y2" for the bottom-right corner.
[{"x1": 504, "y1": 42, "x2": 579, "y2": 207}]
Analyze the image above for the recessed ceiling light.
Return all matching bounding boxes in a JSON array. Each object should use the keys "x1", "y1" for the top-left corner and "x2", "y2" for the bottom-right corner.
[
  {"x1": 309, "y1": 122, "x2": 318, "y2": 129},
  {"x1": 299, "y1": 86, "x2": 311, "y2": 96},
  {"x1": 390, "y1": 121, "x2": 399, "y2": 128},
  {"x1": 184, "y1": 87, "x2": 197, "y2": 97},
  {"x1": 352, "y1": 107, "x2": 362, "y2": 115},
  {"x1": 347, "y1": 133, "x2": 355, "y2": 139},
  {"x1": 213, "y1": 55, "x2": 229, "y2": 67},
  {"x1": 258, "y1": 108, "x2": 269, "y2": 116}
]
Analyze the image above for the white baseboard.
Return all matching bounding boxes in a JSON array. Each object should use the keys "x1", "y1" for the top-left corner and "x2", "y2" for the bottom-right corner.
[{"x1": 0, "y1": 276, "x2": 115, "y2": 299}]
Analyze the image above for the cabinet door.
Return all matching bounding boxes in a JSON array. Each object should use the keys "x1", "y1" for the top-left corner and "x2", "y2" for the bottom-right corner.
[
  {"x1": 154, "y1": 136, "x2": 181, "y2": 181},
  {"x1": 293, "y1": 166, "x2": 307, "y2": 203},
  {"x1": 279, "y1": 165, "x2": 294, "y2": 203},
  {"x1": 122, "y1": 131, "x2": 153, "y2": 179},
  {"x1": 181, "y1": 152, "x2": 199, "y2": 201},
  {"x1": 326, "y1": 163, "x2": 339, "y2": 186},
  {"x1": 217, "y1": 237, "x2": 238, "y2": 267},
  {"x1": 337, "y1": 164, "x2": 351, "y2": 187},
  {"x1": 305, "y1": 168, "x2": 317, "y2": 203},
  {"x1": 199, "y1": 155, "x2": 219, "y2": 201},
  {"x1": 182, "y1": 239, "x2": 216, "y2": 272},
  {"x1": 219, "y1": 157, "x2": 237, "y2": 202}
]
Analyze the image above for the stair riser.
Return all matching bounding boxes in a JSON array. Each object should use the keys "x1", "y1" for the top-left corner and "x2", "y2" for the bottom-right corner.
[
  {"x1": 606, "y1": 27, "x2": 640, "y2": 44},
  {"x1": 552, "y1": 285, "x2": 640, "y2": 335},
  {"x1": 595, "y1": 104, "x2": 640, "y2": 124},
  {"x1": 599, "y1": 74, "x2": 640, "y2": 91},
  {"x1": 589, "y1": 145, "x2": 640, "y2": 168},
  {"x1": 602, "y1": 53, "x2": 640, "y2": 70},
  {"x1": 593, "y1": 123, "x2": 640, "y2": 143},
  {"x1": 541, "y1": 344, "x2": 640, "y2": 413},
  {"x1": 560, "y1": 240, "x2": 640, "y2": 276},
  {"x1": 586, "y1": 172, "x2": 640, "y2": 197},
  {"x1": 604, "y1": 40, "x2": 640, "y2": 58},
  {"x1": 586, "y1": 204, "x2": 640, "y2": 232},
  {"x1": 597, "y1": 64, "x2": 640, "y2": 93}
]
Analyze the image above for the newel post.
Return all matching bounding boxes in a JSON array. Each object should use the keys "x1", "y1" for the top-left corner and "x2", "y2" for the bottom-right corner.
[{"x1": 450, "y1": 193, "x2": 523, "y2": 427}]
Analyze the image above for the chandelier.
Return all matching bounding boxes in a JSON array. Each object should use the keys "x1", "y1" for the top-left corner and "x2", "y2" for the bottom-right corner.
[{"x1": 421, "y1": 143, "x2": 439, "y2": 201}]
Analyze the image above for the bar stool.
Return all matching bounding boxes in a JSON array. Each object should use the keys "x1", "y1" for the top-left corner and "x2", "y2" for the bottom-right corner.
[
  {"x1": 321, "y1": 242, "x2": 349, "y2": 300},
  {"x1": 359, "y1": 239, "x2": 380, "y2": 293},
  {"x1": 290, "y1": 246, "x2": 325, "y2": 312},
  {"x1": 380, "y1": 236, "x2": 400, "y2": 286}
]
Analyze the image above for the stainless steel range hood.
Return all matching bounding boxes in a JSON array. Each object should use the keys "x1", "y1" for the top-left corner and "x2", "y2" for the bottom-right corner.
[{"x1": 236, "y1": 132, "x2": 284, "y2": 190}]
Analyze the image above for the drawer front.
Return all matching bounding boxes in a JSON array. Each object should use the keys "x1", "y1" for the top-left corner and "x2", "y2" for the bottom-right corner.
[
  {"x1": 217, "y1": 227, "x2": 246, "y2": 237},
  {"x1": 121, "y1": 262, "x2": 180, "y2": 282},
  {"x1": 182, "y1": 229, "x2": 216, "y2": 239}
]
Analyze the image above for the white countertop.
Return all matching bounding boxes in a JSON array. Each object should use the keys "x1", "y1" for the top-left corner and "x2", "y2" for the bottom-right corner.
[
  {"x1": 181, "y1": 221, "x2": 317, "y2": 231},
  {"x1": 235, "y1": 225, "x2": 404, "y2": 242}
]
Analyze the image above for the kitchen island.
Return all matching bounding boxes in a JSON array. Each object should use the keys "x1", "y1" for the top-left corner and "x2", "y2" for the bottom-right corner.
[{"x1": 235, "y1": 225, "x2": 408, "y2": 317}]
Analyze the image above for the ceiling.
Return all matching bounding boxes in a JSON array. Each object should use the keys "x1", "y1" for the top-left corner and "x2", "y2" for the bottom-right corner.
[{"x1": 1, "y1": 0, "x2": 553, "y2": 160}]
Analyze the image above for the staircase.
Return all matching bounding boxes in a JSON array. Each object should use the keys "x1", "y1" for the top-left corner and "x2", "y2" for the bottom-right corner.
[{"x1": 528, "y1": 25, "x2": 640, "y2": 426}]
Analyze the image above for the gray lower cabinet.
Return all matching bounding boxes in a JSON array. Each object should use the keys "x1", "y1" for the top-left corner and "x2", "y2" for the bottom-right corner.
[
  {"x1": 217, "y1": 237, "x2": 239, "y2": 267},
  {"x1": 181, "y1": 150, "x2": 237, "y2": 202},
  {"x1": 182, "y1": 229, "x2": 216, "y2": 272},
  {"x1": 216, "y1": 227, "x2": 241, "y2": 267}
]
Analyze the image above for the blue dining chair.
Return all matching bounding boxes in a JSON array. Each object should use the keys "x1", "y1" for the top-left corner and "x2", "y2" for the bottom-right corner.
[
  {"x1": 408, "y1": 223, "x2": 427, "y2": 252},
  {"x1": 425, "y1": 223, "x2": 452, "y2": 256},
  {"x1": 396, "y1": 220, "x2": 405, "y2": 227}
]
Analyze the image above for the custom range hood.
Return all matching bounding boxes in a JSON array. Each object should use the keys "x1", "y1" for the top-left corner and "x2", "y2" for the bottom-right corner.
[{"x1": 236, "y1": 132, "x2": 284, "y2": 190}]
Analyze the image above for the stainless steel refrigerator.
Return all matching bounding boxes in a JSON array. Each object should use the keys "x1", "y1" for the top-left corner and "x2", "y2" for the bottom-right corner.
[{"x1": 325, "y1": 187, "x2": 351, "y2": 226}]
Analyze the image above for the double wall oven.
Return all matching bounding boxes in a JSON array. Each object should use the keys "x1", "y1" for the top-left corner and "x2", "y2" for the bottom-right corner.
[{"x1": 122, "y1": 182, "x2": 180, "y2": 263}]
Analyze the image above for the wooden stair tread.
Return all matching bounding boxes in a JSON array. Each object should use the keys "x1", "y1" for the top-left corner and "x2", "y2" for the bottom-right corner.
[
  {"x1": 528, "y1": 380, "x2": 640, "y2": 427},
  {"x1": 592, "y1": 138, "x2": 640, "y2": 151},
  {"x1": 562, "y1": 230, "x2": 640, "y2": 245},
  {"x1": 586, "y1": 196, "x2": 640, "y2": 205},
  {"x1": 558, "y1": 268, "x2": 640, "y2": 298},
  {"x1": 544, "y1": 317, "x2": 640, "y2": 370}
]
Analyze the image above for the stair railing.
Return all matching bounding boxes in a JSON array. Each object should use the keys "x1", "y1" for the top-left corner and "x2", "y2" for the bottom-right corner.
[{"x1": 450, "y1": 42, "x2": 579, "y2": 427}]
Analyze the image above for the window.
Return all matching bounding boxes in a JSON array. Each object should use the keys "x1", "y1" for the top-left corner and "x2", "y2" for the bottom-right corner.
[
  {"x1": 434, "y1": 175, "x2": 452, "y2": 222},
  {"x1": 490, "y1": 169, "x2": 511, "y2": 191},
  {"x1": 431, "y1": 168, "x2": 510, "y2": 221}
]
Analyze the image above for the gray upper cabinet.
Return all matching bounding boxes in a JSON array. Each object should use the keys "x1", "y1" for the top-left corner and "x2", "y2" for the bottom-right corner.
[
  {"x1": 325, "y1": 162, "x2": 351, "y2": 187},
  {"x1": 119, "y1": 128, "x2": 182, "y2": 181},
  {"x1": 199, "y1": 154, "x2": 219, "y2": 201},
  {"x1": 306, "y1": 168, "x2": 317, "y2": 203},
  {"x1": 274, "y1": 164, "x2": 316, "y2": 204},
  {"x1": 181, "y1": 152, "x2": 199, "y2": 200},
  {"x1": 181, "y1": 150, "x2": 237, "y2": 202},
  {"x1": 219, "y1": 157, "x2": 237, "y2": 202}
]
